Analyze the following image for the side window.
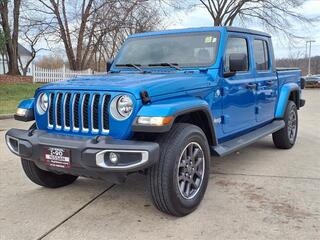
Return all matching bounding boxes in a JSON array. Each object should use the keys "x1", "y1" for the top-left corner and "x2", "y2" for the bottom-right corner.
[
  {"x1": 224, "y1": 37, "x2": 249, "y2": 72},
  {"x1": 253, "y1": 40, "x2": 270, "y2": 71}
]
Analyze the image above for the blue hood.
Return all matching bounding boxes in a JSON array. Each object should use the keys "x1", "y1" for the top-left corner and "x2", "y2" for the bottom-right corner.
[{"x1": 39, "y1": 71, "x2": 216, "y2": 99}]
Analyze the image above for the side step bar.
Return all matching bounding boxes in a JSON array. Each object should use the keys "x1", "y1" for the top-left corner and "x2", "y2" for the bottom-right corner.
[{"x1": 212, "y1": 120, "x2": 285, "y2": 157}]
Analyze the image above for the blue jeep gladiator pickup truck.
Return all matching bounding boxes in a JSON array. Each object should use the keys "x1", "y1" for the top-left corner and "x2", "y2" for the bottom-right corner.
[{"x1": 6, "y1": 27, "x2": 305, "y2": 216}]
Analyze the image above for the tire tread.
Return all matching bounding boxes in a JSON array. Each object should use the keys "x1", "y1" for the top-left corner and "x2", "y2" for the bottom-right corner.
[
  {"x1": 21, "y1": 159, "x2": 78, "y2": 188},
  {"x1": 273, "y1": 100, "x2": 298, "y2": 149},
  {"x1": 148, "y1": 123, "x2": 210, "y2": 216}
]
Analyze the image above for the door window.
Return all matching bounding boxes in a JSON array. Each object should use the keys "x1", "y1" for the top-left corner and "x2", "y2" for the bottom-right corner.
[
  {"x1": 224, "y1": 37, "x2": 249, "y2": 72},
  {"x1": 253, "y1": 40, "x2": 270, "y2": 71}
]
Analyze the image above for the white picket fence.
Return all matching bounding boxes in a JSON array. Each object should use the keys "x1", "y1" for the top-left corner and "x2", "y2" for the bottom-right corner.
[{"x1": 32, "y1": 65, "x2": 106, "y2": 83}]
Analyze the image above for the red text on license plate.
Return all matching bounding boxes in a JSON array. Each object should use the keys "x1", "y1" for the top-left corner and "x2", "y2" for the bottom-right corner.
[{"x1": 43, "y1": 147, "x2": 71, "y2": 169}]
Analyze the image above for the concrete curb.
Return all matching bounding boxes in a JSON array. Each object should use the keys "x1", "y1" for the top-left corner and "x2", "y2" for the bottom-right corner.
[{"x1": 0, "y1": 114, "x2": 14, "y2": 120}]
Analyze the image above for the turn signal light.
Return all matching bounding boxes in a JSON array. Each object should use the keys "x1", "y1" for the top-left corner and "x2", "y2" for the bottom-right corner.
[
  {"x1": 137, "y1": 116, "x2": 174, "y2": 126},
  {"x1": 16, "y1": 108, "x2": 27, "y2": 116}
]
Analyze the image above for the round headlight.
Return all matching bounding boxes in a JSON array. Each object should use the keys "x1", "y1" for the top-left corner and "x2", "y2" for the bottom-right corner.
[
  {"x1": 110, "y1": 95, "x2": 133, "y2": 120},
  {"x1": 117, "y1": 95, "x2": 133, "y2": 117},
  {"x1": 36, "y1": 93, "x2": 48, "y2": 115}
]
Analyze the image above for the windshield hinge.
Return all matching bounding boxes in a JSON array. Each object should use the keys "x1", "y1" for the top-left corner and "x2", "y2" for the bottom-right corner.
[
  {"x1": 140, "y1": 90, "x2": 151, "y2": 104},
  {"x1": 199, "y1": 68, "x2": 208, "y2": 73}
]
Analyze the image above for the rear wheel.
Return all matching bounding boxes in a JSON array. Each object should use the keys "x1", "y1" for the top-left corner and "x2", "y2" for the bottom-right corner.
[
  {"x1": 147, "y1": 123, "x2": 210, "y2": 216},
  {"x1": 273, "y1": 100, "x2": 298, "y2": 149}
]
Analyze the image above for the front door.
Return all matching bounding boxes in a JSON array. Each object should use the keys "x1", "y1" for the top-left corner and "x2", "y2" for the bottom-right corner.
[{"x1": 222, "y1": 35, "x2": 257, "y2": 134}]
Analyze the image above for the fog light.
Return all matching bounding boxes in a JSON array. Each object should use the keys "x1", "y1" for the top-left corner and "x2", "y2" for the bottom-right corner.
[{"x1": 109, "y1": 152, "x2": 119, "y2": 164}]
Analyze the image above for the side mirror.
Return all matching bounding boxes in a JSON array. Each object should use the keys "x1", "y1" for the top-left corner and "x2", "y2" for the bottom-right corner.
[
  {"x1": 223, "y1": 53, "x2": 248, "y2": 78},
  {"x1": 106, "y1": 60, "x2": 113, "y2": 72},
  {"x1": 229, "y1": 53, "x2": 247, "y2": 72}
]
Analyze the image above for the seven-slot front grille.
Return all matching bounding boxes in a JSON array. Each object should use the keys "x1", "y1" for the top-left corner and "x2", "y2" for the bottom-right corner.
[{"x1": 47, "y1": 92, "x2": 110, "y2": 134}]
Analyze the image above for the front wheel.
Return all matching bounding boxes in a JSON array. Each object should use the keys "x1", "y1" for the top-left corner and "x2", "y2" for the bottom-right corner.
[
  {"x1": 147, "y1": 123, "x2": 210, "y2": 216},
  {"x1": 273, "y1": 100, "x2": 298, "y2": 149},
  {"x1": 21, "y1": 159, "x2": 78, "y2": 188},
  {"x1": 21, "y1": 123, "x2": 78, "y2": 188}
]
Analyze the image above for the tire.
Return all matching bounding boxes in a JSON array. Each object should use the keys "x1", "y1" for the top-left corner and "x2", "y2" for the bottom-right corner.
[
  {"x1": 147, "y1": 123, "x2": 210, "y2": 216},
  {"x1": 20, "y1": 123, "x2": 78, "y2": 188},
  {"x1": 21, "y1": 159, "x2": 78, "y2": 188},
  {"x1": 272, "y1": 100, "x2": 298, "y2": 149}
]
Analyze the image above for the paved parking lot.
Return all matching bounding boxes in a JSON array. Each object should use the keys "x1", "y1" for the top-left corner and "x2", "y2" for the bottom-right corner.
[{"x1": 0, "y1": 89, "x2": 319, "y2": 240}]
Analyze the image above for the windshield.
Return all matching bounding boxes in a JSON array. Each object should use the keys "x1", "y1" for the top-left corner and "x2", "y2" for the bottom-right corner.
[{"x1": 115, "y1": 32, "x2": 220, "y2": 68}]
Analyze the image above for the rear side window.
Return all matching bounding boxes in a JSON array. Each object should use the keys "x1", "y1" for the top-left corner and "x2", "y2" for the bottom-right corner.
[
  {"x1": 224, "y1": 37, "x2": 249, "y2": 72},
  {"x1": 253, "y1": 40, "x2": 270, "y2": 71}
]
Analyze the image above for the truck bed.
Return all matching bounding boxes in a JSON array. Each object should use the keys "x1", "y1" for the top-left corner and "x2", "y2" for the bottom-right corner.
[
  {"x1": 276, "y1": 67, "x2": 300, "y2": 71},
  {"x1": 276, "y1": 68, "x2": 301, "y2": 87}
]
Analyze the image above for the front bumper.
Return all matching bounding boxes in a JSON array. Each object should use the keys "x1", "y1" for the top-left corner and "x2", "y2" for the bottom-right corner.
[{"x1": 5, "y1": 128, "x2": 159, "y2": 183}]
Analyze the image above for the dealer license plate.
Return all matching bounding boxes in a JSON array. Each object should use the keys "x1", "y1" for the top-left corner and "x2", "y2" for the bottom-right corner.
[{"x1": 42, "y1": 147, "x2": 71, "y2": 169}]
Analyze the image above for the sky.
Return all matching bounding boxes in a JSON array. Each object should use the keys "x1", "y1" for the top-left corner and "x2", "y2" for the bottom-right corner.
[
  {"x1": 165, "y1": 0, "x2": 320, "y2": 59},
  {"x1": 34, "y1": 0, "x2": 320, "y2": 60}
]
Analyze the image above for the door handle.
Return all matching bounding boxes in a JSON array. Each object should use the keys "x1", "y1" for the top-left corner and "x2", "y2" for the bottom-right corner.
[
  {"x1": 246, "y1": 83, "x2": 256, "y2": 90},
  {"x1": 266, "y1": 80, "x2": 274, "y2": 86}
]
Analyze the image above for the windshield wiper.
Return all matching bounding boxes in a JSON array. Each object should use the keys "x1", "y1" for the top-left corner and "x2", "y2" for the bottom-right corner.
[
  {"x1": 148, "y1": 63, "x2": 182, "y2": 70},
  {"x1": 115, "y1": 63, "x2": 143, "y2": 72}
]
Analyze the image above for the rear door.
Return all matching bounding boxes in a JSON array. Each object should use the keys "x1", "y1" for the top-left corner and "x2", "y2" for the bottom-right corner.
[
  {"x1": 222, "y1": 34, "x2": 257, "y2": 134},
  {"x1": 253, "y1": 38, "x2": 278, "y2": 123}
]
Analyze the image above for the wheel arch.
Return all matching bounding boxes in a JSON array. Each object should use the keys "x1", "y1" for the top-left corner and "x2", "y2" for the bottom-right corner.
[
  {"x1": 288, "y1": 90, "x2": 300, "y2": 109},
  {"x1": 173, "y1": 108, "x2": 217, "y2": 146},
  {"x1": 132, "y1": 97, "x2": 218, "y2": 146},
  {"x1": 275, "y1": 83, "x2": 300, "y2": 119}
]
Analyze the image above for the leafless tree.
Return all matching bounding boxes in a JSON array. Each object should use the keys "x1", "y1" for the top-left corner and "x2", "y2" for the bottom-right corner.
[
  {"x1": 36, "y1": 55, "x2": 64, "y2": 69},
  {"x1": 31, "y1": 0, "x2": 108, "y2": 70},
  {"x1": 0, "y1": 31, "x2": 7, "y2": 73},
  {"x1": 99, "y1": 1, "x2": 162, "y2": 63},
  {"x1": 18, "y1": 4, "x2": 51, "y2": 76},
  {"x1": 0, "y1": 0, "x2": 21, "y2": 75},
  {"x1": 27, "y1": 0, "x2": 154, "y2": 71},
  {"x1": 168, "y1": 0, "x2": 319, "y2": 39},
  {"x1": 276, "y1": 55, "x2": 320, "y2": 76},
  {"x1": 18, "y1": 26, "x2": 49, "y2": 76}
]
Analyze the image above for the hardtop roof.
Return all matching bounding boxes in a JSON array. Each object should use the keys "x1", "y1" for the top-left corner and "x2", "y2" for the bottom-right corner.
[
  {"x1": 226, "y1": 26, "x2": 271, "y2": 37},
  {"x1": 129, "y1": 26, "x2": 271, "y2": 38}
]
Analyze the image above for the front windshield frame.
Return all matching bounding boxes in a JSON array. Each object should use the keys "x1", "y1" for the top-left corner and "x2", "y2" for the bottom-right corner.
[{"x1": 113, "y1": 31, "x2": 221, "y2": 69}]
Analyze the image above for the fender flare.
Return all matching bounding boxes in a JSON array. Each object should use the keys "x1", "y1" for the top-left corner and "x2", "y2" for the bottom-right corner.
[
  {"x1": 132, "y1": 97, "x2": 218, "y2": 145},
  {"x1": 275, "y1": 83, "x2": 299, "y2": 118},
  {"x1": 18, "y1": 98, "x2": 35, "y2": 109}
]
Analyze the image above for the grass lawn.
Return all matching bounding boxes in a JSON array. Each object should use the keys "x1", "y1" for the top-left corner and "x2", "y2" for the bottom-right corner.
[{"x1": 0, "y1": 83, "x2": 43, "y2": 115}]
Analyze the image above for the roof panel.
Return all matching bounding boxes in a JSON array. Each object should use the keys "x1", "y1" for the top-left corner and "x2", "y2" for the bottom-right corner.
[{"x1": 129, "y1": 26, "x2": 271, "y2": 38}]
